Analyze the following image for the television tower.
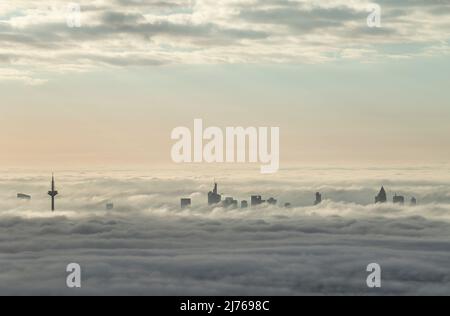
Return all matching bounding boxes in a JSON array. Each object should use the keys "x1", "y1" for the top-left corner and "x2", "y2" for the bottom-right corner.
[{"x1": 48, "y1": 174, "x2": 58, "y2": 211}]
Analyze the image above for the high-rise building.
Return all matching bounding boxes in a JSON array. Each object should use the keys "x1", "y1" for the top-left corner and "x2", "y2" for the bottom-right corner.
[
  {"x1": 314, "y1": 192, "x2": 322, "y2": 205},
  {"x1": 375, "y1": 186, "x2": 387, "y2": 203},
  {"x1": 48, "y1": 174, "x2": 58, "y2": 211},
  {"x1": 208, "y1": 183, "x2": 221, "y2": 205},
  {"x1": 223, "y1": 197, "x2": 238, "y2": 209},
  {"x1": 17, "y1": 193, "x2": 31, "y2": 200},
  {"x1": 251, "y1": 195, "x2": 265, "y2": 206},
  {"x1": 181, "y1": 198, "x2": 192, "y2": 209},
  {"x1": 393, "y1": 194, "x2": 405, "y2": 204}
]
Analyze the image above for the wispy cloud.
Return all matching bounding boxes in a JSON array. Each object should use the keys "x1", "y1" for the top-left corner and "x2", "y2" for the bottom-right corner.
[
  {"x1": 0, "y1": 67, "x2": 47, "y2": 85},
  {"x1": 0, "y1": 0, "x2": 449, "y2": 83}
]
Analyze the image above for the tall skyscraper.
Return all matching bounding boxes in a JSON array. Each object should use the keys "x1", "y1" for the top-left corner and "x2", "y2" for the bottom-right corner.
[
  {"x1": 375, "y1": 186, "x2": 387, "y2": 203},
  {"x1": 314, "y1": 192, "x2": 322, "y2": 205},
  {"x1": 208, "y1": 182, "x2": 221, "y2": 205},
  {"x1": 48, "y1": 174, "x2": 58, "y2": 211}
]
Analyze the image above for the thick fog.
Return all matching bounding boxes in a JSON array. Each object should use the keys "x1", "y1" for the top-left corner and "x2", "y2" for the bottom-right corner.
[{"x1": 0, "y1": 166, "x2": 449, "y2": 295}]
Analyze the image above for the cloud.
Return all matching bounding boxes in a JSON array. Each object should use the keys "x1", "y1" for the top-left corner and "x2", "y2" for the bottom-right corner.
[
  {"x1": 0, "y1": 0, "x2": 449, "y2": 83},
  {"x1": 0, "y1": 166, "x2": 449, "y2": 295},
  {"x1": 0, "y1": 67, "x2": 47, "y2": 85}
]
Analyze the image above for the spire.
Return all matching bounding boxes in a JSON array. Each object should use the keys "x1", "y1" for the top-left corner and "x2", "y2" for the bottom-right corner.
[
  {"x1": 48, "y1": 173, "x2": 58, "y2": 211},
  {"x1": 375, "y1": 186, "x2": 387, "y2": 203},
  {"x1": 208, "y1": 180, "x2": 221, "y2": 205}
]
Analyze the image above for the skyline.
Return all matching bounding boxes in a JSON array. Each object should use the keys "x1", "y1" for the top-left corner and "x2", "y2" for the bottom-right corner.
[
  {"x1": 13, "y1": 174, "x2": 424, "y2": 212},
  {"x1": 9, "y1": 168, "x2": 448, "y2": 211},
  {"x1": 1, "y1": 166, "x2": 449, "y2": 295}
]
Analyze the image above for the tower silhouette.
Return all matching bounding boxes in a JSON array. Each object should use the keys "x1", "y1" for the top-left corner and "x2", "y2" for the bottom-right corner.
[
  {"x1": 48, "y1": 174, "x2": 58, "y2": 211},
  {"x1": 314, "y1": 192, "x2": 322, "y2": 205},
  {"x1": 208, "y1": 182, "x2": 221, "y2": 205},
  {"x1": 375, "y1": 186, "x2": 387, "y2": 203}
]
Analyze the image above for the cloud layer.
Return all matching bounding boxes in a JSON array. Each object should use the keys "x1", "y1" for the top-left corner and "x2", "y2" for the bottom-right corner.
[
  {"x1": 0, "y1": 166, "x2": 449, "y2": 295},
  {"x1": 1, "y1": 0, "x2": 450, "y2": 84}
]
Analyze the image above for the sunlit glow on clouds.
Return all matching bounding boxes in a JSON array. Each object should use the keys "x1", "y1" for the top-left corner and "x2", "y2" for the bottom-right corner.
[{"x1": 0, "y1": 0, "x2": 449, "y2": 84}]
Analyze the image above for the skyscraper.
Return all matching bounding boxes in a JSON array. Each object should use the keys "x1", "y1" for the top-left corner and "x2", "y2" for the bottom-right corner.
[
  {"x1": 393, "y1": 194, "x2": 405, "y2": 204},
  {"x1": 375, "y1": 186, "x2": 387, "y2": 203},
  {"x1": 181, "y1": 198, "x2": 191, "y2": 209},
  {"x1": 48, "y1": 174, "x2": 58, "y2": 211},
  {"x1": 223, "y1": 197, "x2": 238, "y2": 209},
  {"x1": 251, "y1": 195, "x2": 265, "y2": 206},
  {"x1": 208, "y1": 182, "x2": 221, "y2": 205},
  {"x1": 314, "y1": 192, "x2": 322, "y2": 205}
]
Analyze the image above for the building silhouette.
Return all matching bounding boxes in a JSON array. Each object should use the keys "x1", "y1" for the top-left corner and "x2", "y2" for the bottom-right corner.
[
  {"x1": 410, "y1": 197, "x2": 417, "y2": 206},
  {"x1": 208, "y1": 182, "x2": 222, "y2": 205},
  {"x1": 17, "y1": 193, "x2": 31, "y2": 200},
  {"x1": 106, "y1": 203, "x2": 114, "y2": 210},
  {"x1": 393, "y1": 194, "x2": 405, "y2": 204},
  {"x1": 267, "y1": 197, "x2": 277, "y2": 205},
  {"x1": 181, "y1": 198, "x2": 191, "y2": 209},
  {"x1": 375, "y1": 186, "x2": 387, "y2": 203},
  {"x1": 48, "y1": 174, "x2": 58, "y2": 211},
  {"x1": 314, "y1": 192, "x2": 322, "y2": 205},
  {"x1": 241, "y1": 200, "x2": 248, "y2": 209},
  {"x1": 223, "y1": 197, "x2": 238, "y2": 209},
  {"x1": 251, "y1": 195, "x2": 265, "y2": 206}
]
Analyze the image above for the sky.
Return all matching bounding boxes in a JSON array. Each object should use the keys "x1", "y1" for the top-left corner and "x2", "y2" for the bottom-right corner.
[{"x1": 0, "y1": 0, "x2": 449, "y2": 168}]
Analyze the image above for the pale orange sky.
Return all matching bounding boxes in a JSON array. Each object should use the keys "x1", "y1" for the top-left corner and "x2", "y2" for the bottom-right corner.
[{"x1": 1, "y1": 61, "x2": 449, "y2": 168}]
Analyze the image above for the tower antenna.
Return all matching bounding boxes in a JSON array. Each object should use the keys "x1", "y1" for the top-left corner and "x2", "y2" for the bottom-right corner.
[{"x1": 48, "y1": 173, "x2": 58, "y2": 211}]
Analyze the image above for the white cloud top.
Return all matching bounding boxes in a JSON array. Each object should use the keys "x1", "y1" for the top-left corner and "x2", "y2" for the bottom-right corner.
[{"x1": 0, "y1": 0, "x2": 449, "y2": 84}]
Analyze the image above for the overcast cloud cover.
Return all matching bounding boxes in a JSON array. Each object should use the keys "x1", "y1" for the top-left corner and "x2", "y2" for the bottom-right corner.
[
  {"x1": 0, "y1": 166, "x2": 449, "y2": 295},
  {"x1": 1, "y1": 0, "x2": 450, "y2": 84}
]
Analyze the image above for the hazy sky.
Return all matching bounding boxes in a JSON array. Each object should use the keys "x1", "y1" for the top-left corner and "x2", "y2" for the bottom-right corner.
[{"x1": 0, "y1": 0, "x2": 449, "y2": 167}]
